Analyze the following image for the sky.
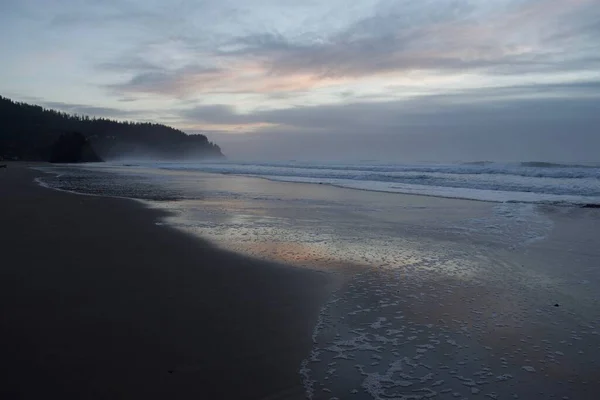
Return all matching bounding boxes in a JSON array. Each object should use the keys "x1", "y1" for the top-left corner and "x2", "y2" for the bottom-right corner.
[{"x1": 1, "y1": 0, "x2": 599, "y2": 162}]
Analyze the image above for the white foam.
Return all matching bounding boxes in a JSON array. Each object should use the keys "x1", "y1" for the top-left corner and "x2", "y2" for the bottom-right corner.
[{"x1": 148, "y1": 161, "x2": 600, "y2": 205}]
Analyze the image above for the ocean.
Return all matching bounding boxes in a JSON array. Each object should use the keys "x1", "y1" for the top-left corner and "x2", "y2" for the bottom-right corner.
[
  {"x1": 35, "y1": 160, "x2": 600, "y2": 256},
  {"x1": 112, "y1": 161, "x2": 600, "y2": 205},
  {"x1": 37, "y1": 160, "x2": 600, "y2": 205}
]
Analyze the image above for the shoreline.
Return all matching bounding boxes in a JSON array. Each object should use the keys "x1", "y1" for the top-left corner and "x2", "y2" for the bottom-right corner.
[
  {"x1": 0, "y1": 163, "x2": 333, "y2": 399},
  {"x1": 7, "y1": 162, "x2": 600, "y2": 399},
  {"x1": 37, "y1": 161, "x2": 600, "y2": 207},
  {"x1": 116, "y1": 161, "x2": 600, "y2": 207}
]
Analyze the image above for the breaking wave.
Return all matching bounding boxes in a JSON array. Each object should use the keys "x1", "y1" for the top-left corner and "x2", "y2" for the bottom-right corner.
[{"x1": 142, "y1": 161, "x2": 600, "y2": 206}]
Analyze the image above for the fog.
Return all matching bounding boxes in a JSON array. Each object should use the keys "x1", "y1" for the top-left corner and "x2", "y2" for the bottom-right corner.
[{"x1": 203, "y1": 92, "x2": 600, "y2": 163}]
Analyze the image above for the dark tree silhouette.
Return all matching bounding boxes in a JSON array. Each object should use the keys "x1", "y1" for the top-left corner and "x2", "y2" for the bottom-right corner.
[
  {"x1": 49, "y1": 132, "x2": 103, "y2": 163},
  {"x1": 0, "y1": 96, "x2": 224, "y2": 161}
]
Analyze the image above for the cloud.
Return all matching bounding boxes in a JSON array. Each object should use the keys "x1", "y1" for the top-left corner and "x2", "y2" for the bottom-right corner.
[
  {"x1": 46, "y1": 0, "x2": 173, "y2": 29},
  {"x1": 106, "y1": 60, "x2": 348, "y2": 97},
  {"x1": 107, "y1": 66, "x2": 226, "y2": 97},
  {"x1": 219, "y1": 0, "x2": 598, "y2": 79},
  {"x1": 200, "y1": 88, "x2": 600, "y2": 162},
  {"x1": 101, "y1": 0, "x2": 599, "y2": 102},
  {"x1": 180, "y1": 80, "x2": 600, "y2": 130},
  {"x1": 98, "y1": 56, "x2": 165, "y2": 73},
  {"x1": 181, "y1": 78, "x2": 600, "y2": 161}
]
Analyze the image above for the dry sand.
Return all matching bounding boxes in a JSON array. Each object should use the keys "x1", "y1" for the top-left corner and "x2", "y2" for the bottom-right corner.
[{"x1": 0, "y1": 163, "x2": 331, "y2": 399}]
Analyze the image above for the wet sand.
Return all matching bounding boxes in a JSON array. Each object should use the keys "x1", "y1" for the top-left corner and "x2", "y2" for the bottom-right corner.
[
  {"x1": 296, "y1": 207, "x2": 600, "y2": 400},
  {"x1": 130, "y1": 170, "x2": 599, "y2": 399},
  {"x1": 6, "y1": 163, "x2": 600, "y2": 400},
  {"x1": 0, "y1": 163, "x2": 332, "y2": 399}
]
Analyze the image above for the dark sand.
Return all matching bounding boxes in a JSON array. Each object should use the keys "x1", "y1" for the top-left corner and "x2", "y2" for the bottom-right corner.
[{"x1": 0, "y1": 164, "x2": 331, "y2": 399}]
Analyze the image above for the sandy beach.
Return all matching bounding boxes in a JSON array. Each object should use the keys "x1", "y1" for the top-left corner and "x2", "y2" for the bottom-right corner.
[
  {"x1": 2, "y1": 162, "x2": 600, "y2": 400},
  {"x1": 0, "y1": 163, "x2": 332, "y2": 399}
]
